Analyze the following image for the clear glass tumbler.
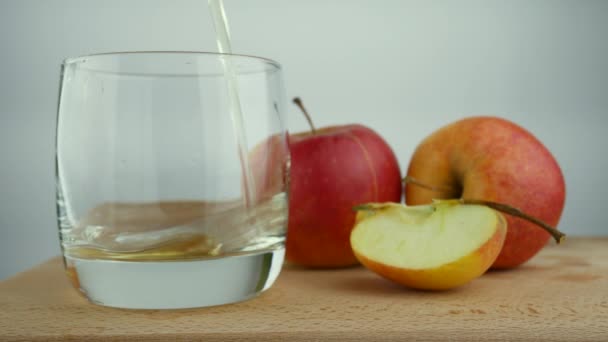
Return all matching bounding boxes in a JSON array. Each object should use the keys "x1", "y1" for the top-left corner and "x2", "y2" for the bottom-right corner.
[{"x1": 56, "y1": 52, "x2": 290, "y2": 309}]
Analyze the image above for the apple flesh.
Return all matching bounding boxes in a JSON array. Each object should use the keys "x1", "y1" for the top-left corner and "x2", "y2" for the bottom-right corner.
[
  {"x1": 351, "y1": 202, "x2": 507, "y2": 290},
  {"x1": 287, "y1": 124, "x2": 402, "y2": 267},
  {"x1": 405, "y1": 116, "x2": 566, "y2": 269}
]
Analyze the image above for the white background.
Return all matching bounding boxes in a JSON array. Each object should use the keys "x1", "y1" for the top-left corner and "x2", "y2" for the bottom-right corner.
[{"x1": 1, "y1": 0, "x2": 607, "y2": 280}]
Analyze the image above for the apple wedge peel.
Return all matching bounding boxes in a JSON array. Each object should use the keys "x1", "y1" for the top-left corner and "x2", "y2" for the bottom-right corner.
[{"x1": 351, "y1": 201, "x2": 507, "y2": 290}]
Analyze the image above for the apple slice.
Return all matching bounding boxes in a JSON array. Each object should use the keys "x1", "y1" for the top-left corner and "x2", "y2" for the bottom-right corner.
[{"x1": 350, "y1": 201, "x2": 507, "y2": 290}]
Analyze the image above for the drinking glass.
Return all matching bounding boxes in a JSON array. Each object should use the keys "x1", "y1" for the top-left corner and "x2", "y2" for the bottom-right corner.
[{"x1": 56, "y1": 52, "x2": 290, "y2": 309}]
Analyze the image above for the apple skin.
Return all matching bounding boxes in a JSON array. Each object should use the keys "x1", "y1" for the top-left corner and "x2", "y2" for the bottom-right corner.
[
  {"x1": 353, "y1": 212, "x2": 506, "y2": 290},
  {"x1": 286, "y1": 124, "x2": 402, "y2": 267},
  {"x1": 405, "y1": 116, "x2": 566, "y2": 269},
  {"x1": 249, "y1": 133, "x2": 290, "y2": 202}
]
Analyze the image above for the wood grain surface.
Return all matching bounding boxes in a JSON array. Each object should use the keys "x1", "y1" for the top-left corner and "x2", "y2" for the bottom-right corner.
[{"x1": 1, "y1": 237, "x2": 607, "y2": 341}]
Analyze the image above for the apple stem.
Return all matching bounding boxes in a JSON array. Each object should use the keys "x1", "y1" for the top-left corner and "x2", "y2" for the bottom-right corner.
[
  {"x1": 403, "y1": 176, "x2": 458, "y2": 193},
  {"x1": 292, "y1": 97, "x2": 317, "y2": 134},
  {"x1": 459, "y1": 199, "x2": 566, "y2": 244}
]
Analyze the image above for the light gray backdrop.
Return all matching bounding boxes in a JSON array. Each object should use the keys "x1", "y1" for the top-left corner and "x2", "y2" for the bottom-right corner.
[{"x1": 1, "y1": 0, "x2": 607, "y2": 280}]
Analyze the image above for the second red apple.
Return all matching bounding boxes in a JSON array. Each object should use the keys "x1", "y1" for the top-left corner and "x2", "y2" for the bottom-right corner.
[{"x1": 286, "y1": 99, "x2": 402, "y2": 267}]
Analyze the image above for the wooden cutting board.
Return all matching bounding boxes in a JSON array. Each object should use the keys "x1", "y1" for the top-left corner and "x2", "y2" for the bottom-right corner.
[{"x1": 1, "y1": 237, "x2": 607, "y2": 341}]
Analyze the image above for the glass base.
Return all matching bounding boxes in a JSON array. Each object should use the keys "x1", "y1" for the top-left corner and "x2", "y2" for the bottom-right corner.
[{"x1": 63, "y1": 248, "x2": 285, "y2": 309}]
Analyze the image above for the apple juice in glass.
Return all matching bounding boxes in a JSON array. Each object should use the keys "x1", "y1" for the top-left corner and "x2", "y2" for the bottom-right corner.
[{"x1": 56, "y1": 52, "x2": 290, "y2": 309}]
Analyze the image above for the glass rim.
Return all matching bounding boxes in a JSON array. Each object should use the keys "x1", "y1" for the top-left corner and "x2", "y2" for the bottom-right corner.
[{"x1": 62, "y1": 50, "x2": 282, "y2": 70}]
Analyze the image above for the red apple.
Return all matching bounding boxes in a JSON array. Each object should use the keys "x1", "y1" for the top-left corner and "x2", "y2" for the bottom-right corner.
[
  {"x1": 285, "y1": 98, "x2": 402, "y2": 267},
  {"x1": 405, "y1": 116, "x2": 566, "y2": 269}
]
